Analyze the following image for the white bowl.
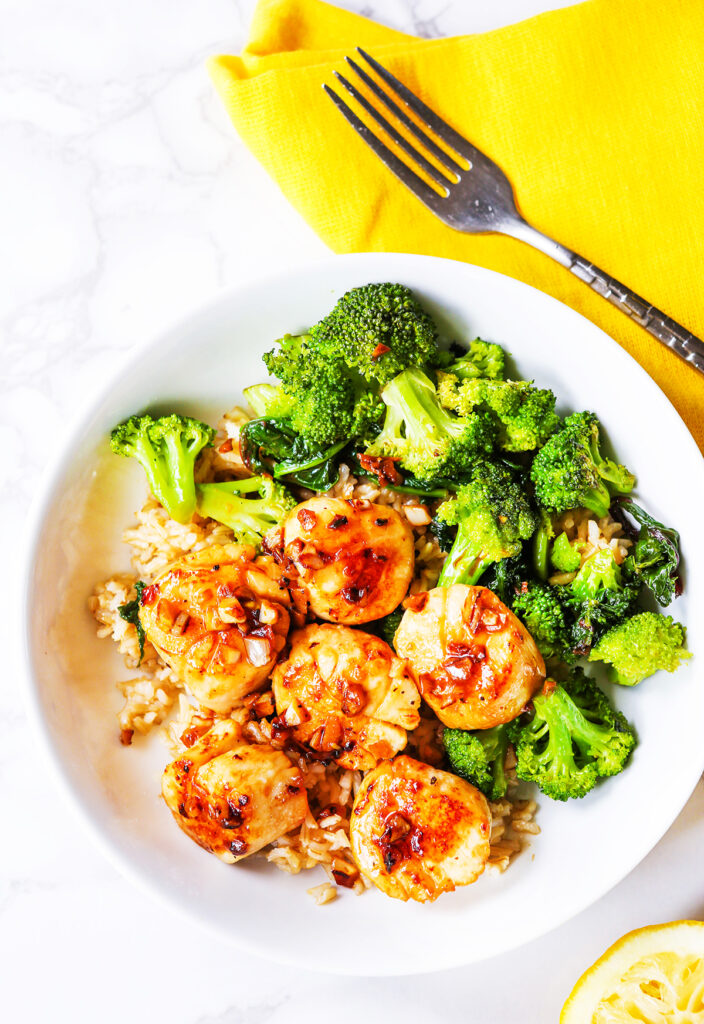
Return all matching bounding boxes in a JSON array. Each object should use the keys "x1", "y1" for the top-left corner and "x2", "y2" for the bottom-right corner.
[{"x1": 22, "y1": 252, "x2": 704, "y2": 975}]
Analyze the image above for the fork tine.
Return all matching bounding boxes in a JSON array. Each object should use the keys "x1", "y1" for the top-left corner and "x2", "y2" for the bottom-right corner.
[
  {"x1": 332, "y1": 71, "x2": 453, "y2": 188},
  {"x1": 323, "y1": 85, "x2": 444, "y2": 210},
  {"x1": 344, "y1": 56, "x2": 464, "y2": 176},
  {"x1": 356, "y1": 48, "x2": 477, "y2": 164}
]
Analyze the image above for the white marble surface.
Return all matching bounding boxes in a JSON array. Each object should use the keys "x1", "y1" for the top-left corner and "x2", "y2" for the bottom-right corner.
[{"x1": 3, "y1": 0, "x2": 703, "y2": 1020}]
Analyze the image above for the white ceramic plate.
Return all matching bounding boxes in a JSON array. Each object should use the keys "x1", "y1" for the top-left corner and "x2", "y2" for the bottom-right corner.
[{"x1": 23, "y1": 253, "x2": 704, "y2": 975}]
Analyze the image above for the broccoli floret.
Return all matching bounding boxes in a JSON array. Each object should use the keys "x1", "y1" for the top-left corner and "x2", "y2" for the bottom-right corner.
[
  {"x1": 531, "y1": 412, "x2": 635, "y2": 517},
  {"x1": 589, "y1": 612, "x2": 691, "y2": 686},
  {"x1": 444, "y1": 338, "x2": 506, "y2": 381},
  {"x1": 551, "y1": 532, "x2": 582, "y2": 573},
  {"x1": 436, "y1": 461, "x2": 538, "y2": 587},
  {"x1": 262, "y1": 283, "x2": 441, "y2": 447},
  {"x1": 196, "y1": 476, "x2": 296, "y2": 548},
  {"x1": 308, "y1": 282, "x2": 440, "y2": 385},
  {"x1": 438, "y1": 377, "x2": 558, "y2": 452},
  {"x1": 110, "y1": 414, "x2": 215, "y2": 524},
  {"x1": 243, "y1": 383, "x2": 295, "y2": 419},
  {"x1": 512, "y1": 582, "x2": 571, "y2": 661},
  {"x1": 561, "y1": 549, "x2": 639, "y2": 654},
  {"x1": 443, "y1": 725, "x2": 511, "y2": 800},
  {"x1": 571, "y1": 548, "x2": 621, "y2": 600},
  {"x1": 512, "y1": 674, "x2": 636, "y2": 801},
  {"x1": 263, "y1": 333, "x2": 382, "y2": 447},
  {"x1": 365, "y1": 367, "x2": 496, "y2": 484}
]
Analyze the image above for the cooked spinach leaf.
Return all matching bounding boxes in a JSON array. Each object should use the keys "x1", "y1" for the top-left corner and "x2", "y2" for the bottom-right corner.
[
  {"x1": 611, "y1": 497, "x2": 682, "y2": 606},
  {"x1": 240, "y1": 418, "x2": 344, "y2": 491},
  {"x1": 118, "y1": 580, "x2": 146, "y2": 662}
]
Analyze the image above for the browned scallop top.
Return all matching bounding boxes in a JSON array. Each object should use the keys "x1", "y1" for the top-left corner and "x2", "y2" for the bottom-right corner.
[
  {"x1": 419, "y1": 588, "x2": 520, "y2": 706},
  {"x1": 354, "y1": 758, "x2": 486, "y2": 872},
  {"x1": 163, "y1": 723, "x2": 307, "y2": 861},
  {"x1": 282, "y1": 497, "x2": 415, "y2": 622},
  {"x1": 272, "y1": 624, "x2": 420, "y2": 770},
  {"x1": 396, "y1": 586, "x2": 544, "y2": 728},
  {"x1": 169, "y1": 750, "x2": 256, "y2": 858},
  {"x1": 290, "y1": 500, "x2": 390, "y2": 604},
  {"x1": 139, "y1": 545, "x2": 289, "y2": 673},
  {"x1": 277, "y1": 629, "x2": 392, "y2": 717}
]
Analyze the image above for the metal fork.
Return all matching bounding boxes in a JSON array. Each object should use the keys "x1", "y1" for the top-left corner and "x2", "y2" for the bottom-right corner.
[{"x1": 324, "y1": 48, "x2": 704, "y2": 376}]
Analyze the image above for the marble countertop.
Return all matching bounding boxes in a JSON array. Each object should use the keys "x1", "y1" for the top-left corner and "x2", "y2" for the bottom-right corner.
[{"x1": 3, "y1": 1, "x2": 702, "y2": 1020}]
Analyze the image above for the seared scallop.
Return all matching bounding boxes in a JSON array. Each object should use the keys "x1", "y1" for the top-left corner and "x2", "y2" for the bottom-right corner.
[
  {"x1": 162, "y1": 719, "x2": 307, "y2": 863},
  {"x1": 395, "y1": 585, "x2": 545, "y2": 729},
  {"x1": 139, "y1": 543, "x2": 290, "y2": 713},
  {"x1": 350, "y1": 756, "x2": 491, "y2": 902},
  {"x1": 272, "y1": 624, "x2": 421, "y2": 771},
  {"x1": 282, "y1": 496, "x2": 414, "y2": 624}
]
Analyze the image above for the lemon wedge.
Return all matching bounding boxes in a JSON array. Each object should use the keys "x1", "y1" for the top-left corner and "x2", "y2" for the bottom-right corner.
[{"x1": 561, "y1": 921, "x2": 704, "y2": 1023}]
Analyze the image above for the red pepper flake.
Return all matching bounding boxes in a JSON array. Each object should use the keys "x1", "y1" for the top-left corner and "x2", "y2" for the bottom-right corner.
[
  {"x1": 357, "y1": 452, "x2": 403, "y2": 486},
  {"x1": 371, "y1": 343, "x2": 391, "y2": 360},
  {"x1": 140, "y1": 583, "x2": 160, "y2": 606},
  {"x1": 542, "y1": 679, "x2": 557, "y2": 697},
  {"x1": 119, "y1": 728, "x2": 134, "y2": 746},
  {"x1": 218, "y1": 438, "x2": 233, "y2": 453}
]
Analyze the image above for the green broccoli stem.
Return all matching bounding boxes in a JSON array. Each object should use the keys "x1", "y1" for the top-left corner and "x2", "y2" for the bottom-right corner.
[
  {"x1": 532, "y1": 524, "x2": 551, "y2": 581},
  {"x1": 383, "y1": 481, "x2": 449, "y2": 498},
  {"x1": 587, "y1": 438, "x2": 635, "y2": 495},
  {"x1": 437, "y1": 526, "x2": 491, "y2": 587},
  {"x1": 196, "y1": 479, "x2": 290, "y2": 543},
  {"x1": 160, "y1": 432, "x2": 200, "y2": 523},
  {"x1": 534, "y1": 687, "x2": 614, "y2": 771},
  {"x1": 581, "y1": 482, "x2": 612, "y2": 519},
  {"x1": 528, "y1": 696, "x2": 582, "y2": 783},
  {"x1": 386, "y1": 367, "x2": 459, "y2": 447},
  {"x1": 485, "y1": 726, "x2": 510, "y2": 797},
  {"x1": 129, "y1": 432, "x2": 177, "y2": 518}
]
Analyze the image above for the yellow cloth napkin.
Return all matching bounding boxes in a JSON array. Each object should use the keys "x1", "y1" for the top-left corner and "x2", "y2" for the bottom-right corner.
[{"x1": 210, "y1": 0, "x2": 704, "y2": 451}]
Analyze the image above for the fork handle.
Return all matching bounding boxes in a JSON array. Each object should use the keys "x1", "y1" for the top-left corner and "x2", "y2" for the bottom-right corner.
[{"x1": 504, "y1": 219, "x2": 704, "y2": 376}]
